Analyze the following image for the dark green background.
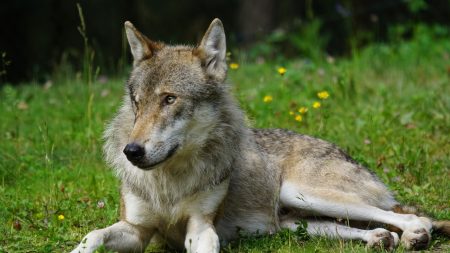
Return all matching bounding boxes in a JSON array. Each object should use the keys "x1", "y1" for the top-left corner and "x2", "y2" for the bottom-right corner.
[{"x1": 1, "y1": 0, "x2": 449, "y2": 83}]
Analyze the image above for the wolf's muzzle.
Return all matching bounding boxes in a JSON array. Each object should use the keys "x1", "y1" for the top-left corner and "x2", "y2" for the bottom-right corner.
[{"x1": 123, "y1": 143, "x2": 145, "y2": 162}]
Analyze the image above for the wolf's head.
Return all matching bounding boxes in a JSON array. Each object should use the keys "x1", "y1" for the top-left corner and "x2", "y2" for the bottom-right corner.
[{"x1": 121, "y1": 19, "x2": 230, "y2": 170}]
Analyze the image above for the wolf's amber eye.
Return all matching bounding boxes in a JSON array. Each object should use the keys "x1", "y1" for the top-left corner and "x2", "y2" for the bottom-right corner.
[{"x1": 164, "y1": 95, "x2": 177, "y2": 105}]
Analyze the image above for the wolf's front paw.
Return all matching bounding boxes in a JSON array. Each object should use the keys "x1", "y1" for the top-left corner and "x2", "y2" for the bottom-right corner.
[
  {"x1": 71, "y1": 230, "x2": 104, "y2": 253},
  {"x1": 366, "y1": 228, "x2": 399, "y2": 251},
  {"x1": 196, "y1": 230, "x2": 220, "y2": 253},
  {"x1": 185, "y1": 227, "x2": 220, "y2": 253}
]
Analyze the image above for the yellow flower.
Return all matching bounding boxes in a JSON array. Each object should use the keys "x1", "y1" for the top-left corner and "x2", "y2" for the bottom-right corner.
[
  {"x1": 263, "y1": 95, "x2": 273, "y2": 103},
  {"x1": 277, "y1": 67, "x2": 286, "y2": 76},
  {"x1": 58, "y1": 214, "x2": 65, "y2": 221},
  {"x1": 289, "y1": 111, "x2": 294, "y2": 116},
  {"x1": 295, "y1": 115, "x2": 302, "y2": 122},
  {"x1": 317, "y1": 91, "x2": 330, "y2": 100},
  {"x1": 313, "y1": 101, "x2": 321, "y2": 109},
  {"x1": 298, "y1": 107, "x2": 308, "y2": 114},
  {"x1": 229, "y1": 63, "x2": 239, "y2": 70}
]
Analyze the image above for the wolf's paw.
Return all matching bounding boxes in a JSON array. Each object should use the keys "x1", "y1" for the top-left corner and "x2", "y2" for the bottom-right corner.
[
  {"x1": 401, "y1": 228, "x2": 430, "y2": 250},
  {"x1": 401, "y1": 216, "x2": 432, "y2": 250},
  {"x1": 71, "y1": 230, "x2": 105, "y2": 253},
  {"x1": 366, "y1": 228, "x2": 399, "y2": 251},
  {"x1": 366, "y1": 228, "x2": 398, "y2": 251},
  {"x1": 185, "y1": 227, "x2": 220, "y2": 253}
]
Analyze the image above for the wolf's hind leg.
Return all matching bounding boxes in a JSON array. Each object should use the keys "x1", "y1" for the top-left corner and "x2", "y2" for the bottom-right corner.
[
  {"x1": 280, "y1": 182, "x2": 432, "y2": 250},
  {"x1": 71, "y1": 221, "x2": 153, "y2": 253},
  {"x1": 281, "y1": 218, "x2": 399, "y2": 250}
]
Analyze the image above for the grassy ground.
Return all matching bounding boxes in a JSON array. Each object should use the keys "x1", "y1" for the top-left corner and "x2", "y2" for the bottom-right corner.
[{"x1": 1, "y1": 28, "x2": 449, "y2": 252}]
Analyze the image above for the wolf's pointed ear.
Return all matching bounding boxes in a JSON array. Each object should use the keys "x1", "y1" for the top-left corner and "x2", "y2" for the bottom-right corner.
[
  {"x1": 124, "y1": 21, "x2": 161, "y2": 66},
  {"x1": 197, "y1": 18, "x2": 227, "y2": 81}
]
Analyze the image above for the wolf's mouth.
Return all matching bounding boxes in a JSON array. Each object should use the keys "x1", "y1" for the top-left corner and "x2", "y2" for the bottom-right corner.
[{"x1": 134, "y1": 144, "x2": 179, "y2": 170}]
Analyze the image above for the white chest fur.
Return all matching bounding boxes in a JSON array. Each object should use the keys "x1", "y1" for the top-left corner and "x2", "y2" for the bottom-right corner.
[{"x1": 122, "y1": 178, "x2": 230, "y2": 231}]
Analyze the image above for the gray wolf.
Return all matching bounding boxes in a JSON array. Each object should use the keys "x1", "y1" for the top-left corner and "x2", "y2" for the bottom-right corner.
[{"x1": 71, "y1": 19, "x2": 449, "y2": 252}]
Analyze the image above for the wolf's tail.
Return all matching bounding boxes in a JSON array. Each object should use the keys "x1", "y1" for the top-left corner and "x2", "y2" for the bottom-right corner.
[
  {"x1": 432, "y1": 221, "x2": 450, "y2": 236},
  {"x1": 392, "y1": 205, "x2": 450, "y2": 236}
]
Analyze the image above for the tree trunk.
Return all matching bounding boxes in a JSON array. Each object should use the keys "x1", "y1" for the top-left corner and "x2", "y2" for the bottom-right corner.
[{"x1": 238, "y1": 0, "x2": 275, "y2": 44}]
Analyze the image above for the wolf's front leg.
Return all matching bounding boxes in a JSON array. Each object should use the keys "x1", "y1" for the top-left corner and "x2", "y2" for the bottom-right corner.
[
  {"x1": 71, "y1": 221, "x2": 153, "y2": 253},
  {"x1": 184, "y1": 215, "x2": 220, "y2": 253}
]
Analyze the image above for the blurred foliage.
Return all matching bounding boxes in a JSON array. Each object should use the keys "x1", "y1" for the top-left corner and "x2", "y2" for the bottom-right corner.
[
  {"x1": 406, "y1": 0, "x2": 428, "y2": 13},
  {"x1": 246, "y1": 19, "x2": 329, "y2": 62},
  {"x1": 1, "y1": 0, "x2": 450, "y2": 83}
]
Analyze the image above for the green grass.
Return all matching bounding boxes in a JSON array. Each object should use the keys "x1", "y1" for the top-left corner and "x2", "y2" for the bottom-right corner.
[{"x1": 1, "y1": 29, "x2": 449, "y2": 252}]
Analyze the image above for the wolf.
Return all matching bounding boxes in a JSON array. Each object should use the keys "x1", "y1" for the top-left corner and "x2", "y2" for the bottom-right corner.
[{"x1": 71, "y1": 19, "x2": 449, "y2": 253}]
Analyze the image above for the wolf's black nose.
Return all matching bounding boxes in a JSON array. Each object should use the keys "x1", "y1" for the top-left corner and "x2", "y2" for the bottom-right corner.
[{"x1": 123, "y1": 143, "x2": 145, "y2": 161}]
